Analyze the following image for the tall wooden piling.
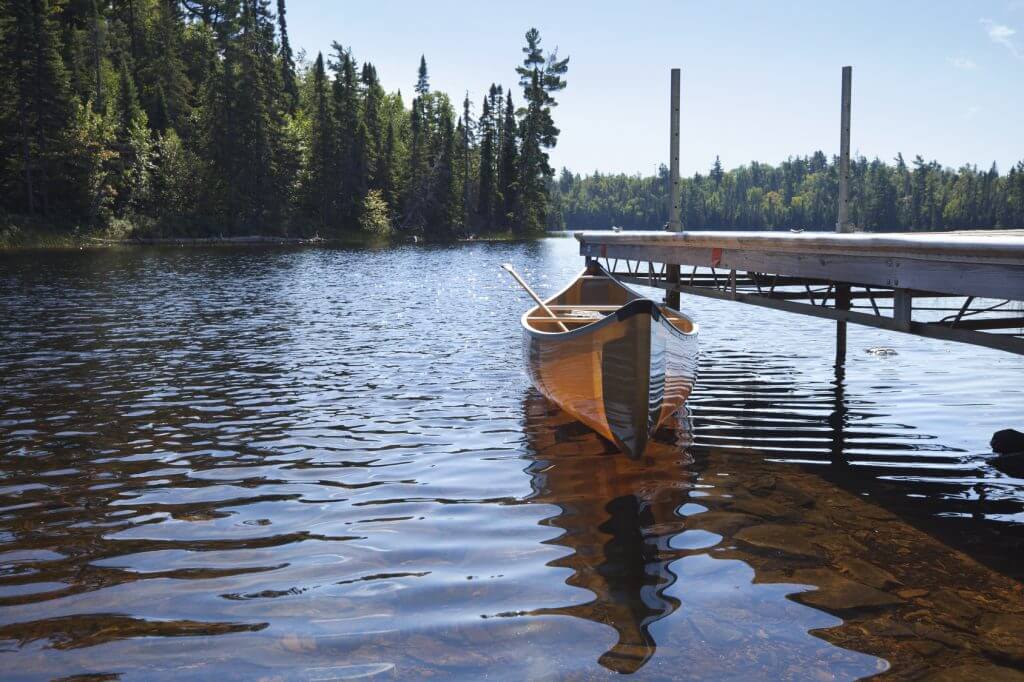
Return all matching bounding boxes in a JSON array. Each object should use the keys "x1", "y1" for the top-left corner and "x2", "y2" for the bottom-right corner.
[
  {"x1": 836, "y1": 66, "x2": 853, "y2": 367},
  {"x1": 837, "y1": 66, "x2": 852, "y2": 233},
  {"x1": 666, "y1": 68, "x2": 682, "y2": 309}
]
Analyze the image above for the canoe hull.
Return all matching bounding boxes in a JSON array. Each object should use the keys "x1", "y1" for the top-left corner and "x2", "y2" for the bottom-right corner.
[{"x1": 521, "y1": 269, "x2": 698, "y2": 458}]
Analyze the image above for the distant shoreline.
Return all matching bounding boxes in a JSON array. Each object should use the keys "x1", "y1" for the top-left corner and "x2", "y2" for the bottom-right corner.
[{"x1": 0, "y1": 220, "x2": 538, "y2": 251}]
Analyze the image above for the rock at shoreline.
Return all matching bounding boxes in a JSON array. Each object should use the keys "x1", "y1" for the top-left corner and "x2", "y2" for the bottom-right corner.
[
  {"x1": 991, "y1": 429, "x2": 1024, "y2": 454},
  {"x1": 989, "y1": 429, "x2": 1024, "y2": 477}
]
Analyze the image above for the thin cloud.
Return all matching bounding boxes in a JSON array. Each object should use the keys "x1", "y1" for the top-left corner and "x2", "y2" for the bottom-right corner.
[
  {"x1": 948, "y1": 56, "x2": 978, "y2": 69},
  {"x1": 980, "y1": 18, "x2": 1022, "y2": 57},
  {"x1": 965, "y1": 106, "x2": 981, "y2": 119}
]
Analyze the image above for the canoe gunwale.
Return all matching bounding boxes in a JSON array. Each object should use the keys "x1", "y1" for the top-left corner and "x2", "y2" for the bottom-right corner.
[{"x1": 518, "y1": 263, "x2": 699, "y2": 341}]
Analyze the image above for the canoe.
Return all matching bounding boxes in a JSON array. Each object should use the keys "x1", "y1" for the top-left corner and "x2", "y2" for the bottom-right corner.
[{"x1": 519, "y1": 261, "x2": 698, "y2": 458}]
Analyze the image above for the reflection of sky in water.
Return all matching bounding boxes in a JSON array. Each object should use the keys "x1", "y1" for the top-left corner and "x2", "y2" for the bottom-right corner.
[
  {"x1": 0, "y1": 238, "x2": 1021, "y2": 679},
  {"x1": 663, "y1": 555, "x2": 884, "y2": 678}
]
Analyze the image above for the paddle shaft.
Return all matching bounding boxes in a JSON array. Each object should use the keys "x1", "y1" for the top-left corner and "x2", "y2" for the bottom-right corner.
[{"x1": 501, "y1": 265, "x2": 569, "y2": 332}]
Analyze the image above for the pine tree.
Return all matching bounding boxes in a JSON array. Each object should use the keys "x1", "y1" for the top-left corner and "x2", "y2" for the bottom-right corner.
[
  {"x1": 477, "y1": 91, "x2": 495, "y2": 226},
  {"x1": 499, "y1": 90, "x2": 518, "y2": 228},
  {"x1": 117, "y1": 57, "x2": 144, "y2": 136},
  {"x1": 426, "y1": 102, "x2": 457, "y2": 239},
  {"x1": 711, "y1": 156, "x2": 724, "y2": 185},
  {"x1": 361, "y1": 62, "x2": 386, "y2": 190},
  {"x1": 276, "y1": 0, "x2": 298, "y2": 114},
  {"x1": 141, "y1": 0, "x2": 191, "y2": 133},
  {"x1": 90, "y1": 0, "x2": 105, "y2": 111},
  {"x1": 513, "y1": 28, "x2": 568, "y2": 234},
  {"x1": 415, "y1": 54, "x2": 429, "y2": 95},
  {"x1": 330, "y1": 44, "x2": 367, "y2": 228},
  {"x1": 0, "y1": 0, "x2": 76, "y2": 215},
  {"x1": 306, "y1": 52, "x2": 334, "y2": 226},
  {"x1": 382, "y1": 120, "x2": 398, "y2": 210},
  {"x1": 460, "y1": 93, "x2": 473, "y2": 229}
]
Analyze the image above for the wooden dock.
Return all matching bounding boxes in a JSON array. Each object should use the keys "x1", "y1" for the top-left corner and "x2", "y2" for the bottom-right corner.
[
  {"x1": 577, "y1": 229, "x2": 1024, "y2": 357},
  {"x1": 600, "y1": 67, "x2": 1024, "y2": 361}
]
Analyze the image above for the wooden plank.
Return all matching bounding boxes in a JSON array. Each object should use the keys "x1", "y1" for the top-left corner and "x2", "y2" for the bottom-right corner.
[
  {"x1": 950, "y1": 317, "x2": 1024, "y2": 331},
  {"x1": 576, "y1": 229, "x2": 1024, "y2": 265},
  {"x1": 581, "y1": 241, "x2": 1024, "y2": 300}
]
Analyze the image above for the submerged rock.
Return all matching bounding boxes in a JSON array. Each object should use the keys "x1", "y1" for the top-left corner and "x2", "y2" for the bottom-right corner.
[
  {"x1": 836, "y1": 556, "x2": 902, "y2": 590},
  {"x1": 734, "y1": 523, "x2": 825, "y2": 560},
  {"x1": 989, "y1": 429, "x2": 1024, "y2": 477},
  {"x1": 991, "y1": 429, "x2": 1024, "y2": 454},
  {"x1": 791, "y1": 568, "x2": 904, "y2": 612},
  {"x1": 925, "y1": 663, "x2": 1024, "y2": 681}
]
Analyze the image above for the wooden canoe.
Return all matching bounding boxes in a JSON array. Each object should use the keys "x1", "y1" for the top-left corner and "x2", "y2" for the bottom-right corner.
[{"x1": 520, "y1": 262, "x2": 698, "y2": 458}]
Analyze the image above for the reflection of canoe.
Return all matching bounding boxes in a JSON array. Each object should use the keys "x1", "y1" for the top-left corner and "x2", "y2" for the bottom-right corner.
[
  {"x1": 519, "y1": 262, "x2": 698, "y2": 458},
  {"x1": 522, "y1": 390, "x2": 692, "y2": 674}
]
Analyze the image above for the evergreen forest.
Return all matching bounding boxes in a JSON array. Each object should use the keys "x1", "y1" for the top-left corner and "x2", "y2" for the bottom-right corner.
[
  {"x1": 549, "y1": 154, "x2": 1024, "y2": 232},
  {"x1": 2, "y1": 0, "x2": 1021, "y2": 243},
  {"x1": 0, "y1": 0, "x2": 568, "y2": 240}
]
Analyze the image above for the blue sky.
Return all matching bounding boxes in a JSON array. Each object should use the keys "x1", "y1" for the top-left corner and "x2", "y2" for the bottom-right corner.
[{"x1": 286, "y1": 1, "x2": 1024, "y2": 176}]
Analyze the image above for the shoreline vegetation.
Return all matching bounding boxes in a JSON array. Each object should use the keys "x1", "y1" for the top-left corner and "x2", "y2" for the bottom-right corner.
[
  {"x1": 3, "y1": 2, "x2": 1020, "y2": 251},
  {"x1": 0, "y1": 215, "x2": 526, "y2": 250},
  {"x1": 548, "y1": 155, "x2": 1024, "y2": 232}
]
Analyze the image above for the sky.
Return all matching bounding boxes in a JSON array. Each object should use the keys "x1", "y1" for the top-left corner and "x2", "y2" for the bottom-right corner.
[{"x1": 286, "y1": 0, "x2": 1024, "y2": 177}]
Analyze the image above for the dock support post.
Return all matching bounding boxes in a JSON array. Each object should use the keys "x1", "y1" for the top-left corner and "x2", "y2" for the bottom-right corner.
[
  {"x1": 894, "y1": 289, "x2": 913, "y2": 331},
  {"x1": 835, "y1": 284, "x2": 850, "y2": 371},
  {"x1": 837, "y1": 66, "x2": 852, "y2": 233},
  {"x1": 834, "y1": 67, "x2": 853, "y2": 371},
  {"x1": 666, "y1": 68, "x2": 682, "y2": 309}
]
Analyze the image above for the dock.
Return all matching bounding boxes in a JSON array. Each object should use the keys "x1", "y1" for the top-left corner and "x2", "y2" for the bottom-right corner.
[
  {"x1": 589, "y1": 66, "x2": 1024, "y2": 362},
  {"x1": 578, "y1": 229, "x2": 1024, "y2": 357}
]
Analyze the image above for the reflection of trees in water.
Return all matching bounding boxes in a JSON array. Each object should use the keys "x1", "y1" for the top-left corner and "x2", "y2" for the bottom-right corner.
[{"x1": 522, "y1": 391, "x2": 693, "y2": 673}]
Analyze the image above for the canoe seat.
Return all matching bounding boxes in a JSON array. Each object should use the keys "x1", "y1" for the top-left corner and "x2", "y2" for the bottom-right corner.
[{"x1": 546, "y1": 305, "x2": 621, "y2": 311}]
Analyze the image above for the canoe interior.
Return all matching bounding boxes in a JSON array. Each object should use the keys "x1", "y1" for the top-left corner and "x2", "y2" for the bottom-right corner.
[{"x1": 525, "y1": 265, "x2": 695, "y2": 335}]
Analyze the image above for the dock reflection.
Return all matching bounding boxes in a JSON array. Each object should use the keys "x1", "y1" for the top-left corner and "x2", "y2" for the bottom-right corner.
[{"x1": 690, "y1": 351, "x2": 1024, "y2": 580}]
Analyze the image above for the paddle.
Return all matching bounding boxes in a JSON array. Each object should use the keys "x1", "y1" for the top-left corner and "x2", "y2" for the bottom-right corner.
[{"x1": 500, "y1": 263, "x2": 569, "y2": 332}]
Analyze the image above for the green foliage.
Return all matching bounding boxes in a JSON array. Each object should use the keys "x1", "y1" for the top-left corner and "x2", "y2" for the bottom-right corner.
[
  {"x1": 0, "y1": 4, "x2": 577, "y2": 241},
  {"x1": 0, "y1": 0, "x2": 76, "y2": 215},
  {"x1": 359, "y1": 189, "x2": 392, "y2": 236},
  {"x1": 150, "y1": 128, "x2": 203, "y2": 229},
  {"x1": 514, "y1": 28, "x2": 568, "y2": 236},
  {"x1": 550, "y1": 155, "x2": 1024, "y2": 231},
  {"x1": 66, "y1": 100, "x2": 117, "y2": 222}
]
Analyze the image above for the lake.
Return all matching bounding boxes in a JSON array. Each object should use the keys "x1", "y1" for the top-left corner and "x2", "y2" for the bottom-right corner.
[{"x1": 1, "y1": 237, "x2": 1022, "y2": 680}]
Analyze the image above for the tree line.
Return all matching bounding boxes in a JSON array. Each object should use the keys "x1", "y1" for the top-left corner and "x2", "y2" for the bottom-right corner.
[
  {"x1": 550, "y1": 153, "x2": 1024, "y2": 231},
  {"x1": 0, "y1": 0, "x2": 569, "y2": 240}
]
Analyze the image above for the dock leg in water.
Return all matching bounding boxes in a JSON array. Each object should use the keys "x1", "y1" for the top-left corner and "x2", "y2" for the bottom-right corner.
[{"x1": 835, "y1": 283, "x2": 850, "y2": 373}]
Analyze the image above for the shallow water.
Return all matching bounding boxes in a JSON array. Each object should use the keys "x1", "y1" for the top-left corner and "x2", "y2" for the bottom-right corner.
[{"x1": 0, "y1": 238, "x2": 1022, "y2": 680}]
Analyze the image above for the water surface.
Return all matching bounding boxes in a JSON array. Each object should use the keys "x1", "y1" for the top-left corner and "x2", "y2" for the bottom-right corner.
[{"x1": 1, "y1": 238, "x2": 1022, "y2": 680}]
